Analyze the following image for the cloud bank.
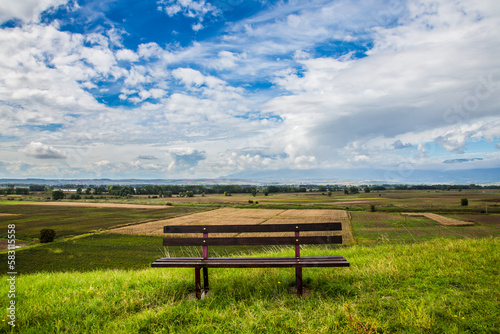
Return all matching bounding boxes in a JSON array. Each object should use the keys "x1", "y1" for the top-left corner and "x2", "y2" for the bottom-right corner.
[{"x1": 0, "y1": 0, "x2": 499, "y2": 180}]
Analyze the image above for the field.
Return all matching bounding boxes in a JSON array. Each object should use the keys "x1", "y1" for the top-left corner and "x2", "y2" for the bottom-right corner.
[
  {"x1": 0, "y1": 190, "x2": 499, "y2": 333},
  {"x1": 112, "y1": 208, "x2": 354, "y2": 244},
  {"x1": 350, "y1": 212, "x2": 498, "y2": 244},
  {"x1": 0, "y1": 203, "x2": 205, "y2": 244},
  {"x1": 124, "y1": 189, "x2": 500, "y2": 213}
]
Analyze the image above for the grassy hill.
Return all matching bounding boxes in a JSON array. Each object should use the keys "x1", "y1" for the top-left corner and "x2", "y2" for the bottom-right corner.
[{"x1": 1, "y1": 237, "x2": 498, "y2": 333}]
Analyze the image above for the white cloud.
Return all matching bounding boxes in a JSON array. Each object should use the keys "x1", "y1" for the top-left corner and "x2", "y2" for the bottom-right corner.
[
  {"x1": 20, "y1": 142, "x2": 66, "y2": 159},
  {"x1": 0, "y1": 0, "x2": 70, "y2": 23},
  {"x1": 168, "y1": 148, "x2": 206, "y2": 172},
  {"x1": 260, "y1": 0, "x2": 500, "y2": 168},
  {"x1": 172, "y1": 67, "x2": 225, "y2": 89},
  {"x1": 158, "y1": 0, "x2": 219, "y2": 18},
  {"x1": 116, "y1": 49, "x2": 139, "y2": 62}
]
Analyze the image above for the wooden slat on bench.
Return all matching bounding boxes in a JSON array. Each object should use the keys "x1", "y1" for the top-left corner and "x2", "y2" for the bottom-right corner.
[
  {"x1": 163, "y1": 235, "x2": 342, "y2": 246},
  {"x1": 163, "y1": 222, "x2": 342, "y2": 234}
]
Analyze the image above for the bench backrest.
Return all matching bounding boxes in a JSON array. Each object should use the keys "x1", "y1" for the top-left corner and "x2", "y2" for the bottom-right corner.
[{"x1": 162, "y1": 222, "x2": 343, "y2": 258}]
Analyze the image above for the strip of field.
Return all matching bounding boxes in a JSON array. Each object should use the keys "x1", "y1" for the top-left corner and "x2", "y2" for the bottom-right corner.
[
  {"x1": 111, "y1": 208, "x2": 285, "y2": 237},
  {"x1": 402, "y1": 212, "x2": 474, "y2": 226},
  {"x1": 0, "y1": 204, "x2": 203, "y2": 242},
  {"x1": 111, "y1": 208, "x2": 353, "y2": 243},
  {"x1": 23, "y1": 201, "x2": 171, "y2": 209},
  {"x1": 350, "y1": 212, "x2": 497, "y2": 245}
]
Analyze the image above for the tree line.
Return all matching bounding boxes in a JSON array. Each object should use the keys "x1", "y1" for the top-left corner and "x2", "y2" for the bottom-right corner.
[{"x1": 1, "y1": 183, "x2": 498, "y2": 197}]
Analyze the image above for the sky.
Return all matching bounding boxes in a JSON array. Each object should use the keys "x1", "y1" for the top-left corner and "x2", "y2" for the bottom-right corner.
[{"x1": 0, "y1": 0, "x2": 499, "y2": 181}]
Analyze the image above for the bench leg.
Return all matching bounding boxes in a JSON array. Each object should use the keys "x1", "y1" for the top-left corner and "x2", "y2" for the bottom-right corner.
[
  {"x1": 296, "y1": 267, "x2": 303, "y2": 297},
  {"x1": 203, "y1": 267, "x2": 209, "y2": 294},
  {"x1": 195, "y1": 267, "x2": 201, "y2": 299}
]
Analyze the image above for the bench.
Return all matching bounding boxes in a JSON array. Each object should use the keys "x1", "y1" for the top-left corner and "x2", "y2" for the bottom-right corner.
[{"x1": 151, "y1": 222, "x2": 349, "y2": 299}]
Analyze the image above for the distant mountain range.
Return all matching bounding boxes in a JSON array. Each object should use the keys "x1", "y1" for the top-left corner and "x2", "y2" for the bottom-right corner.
[
  {"x1": 0, "y1": 167, "x2": 498, "y2": 186},
  {"x1": 226, "y1": 168, "x2": 500, "y2": 185}
]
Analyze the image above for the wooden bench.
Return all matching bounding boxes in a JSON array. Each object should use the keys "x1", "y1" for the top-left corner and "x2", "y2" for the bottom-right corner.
[{"x1": 151, "y1": 222, "x2": 349, "y2": 298}]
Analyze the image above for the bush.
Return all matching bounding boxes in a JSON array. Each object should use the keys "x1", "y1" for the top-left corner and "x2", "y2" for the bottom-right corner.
[
  {"x1": 52, "y1": 190, "x2": 65, "y2": 200},
  {"x1": 40, "y1": 229, "x2": 56, "y2": 243},
  {"x1": 461, "y1": 198, "x2": 469, "y2": 206}
]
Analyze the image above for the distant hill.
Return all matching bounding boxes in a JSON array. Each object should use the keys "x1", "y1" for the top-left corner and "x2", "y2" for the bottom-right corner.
[
  {"x1": 1, "y1": 167, "x2": 498, "y2": 186},
  {"x1": 226, "y1": 167, "x2": 500, "y2": 184}
]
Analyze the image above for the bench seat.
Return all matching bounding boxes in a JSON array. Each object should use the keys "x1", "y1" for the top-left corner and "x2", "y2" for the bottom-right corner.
[{"x1": 152, "y1": 256, "x2": 350, "y2": 268}]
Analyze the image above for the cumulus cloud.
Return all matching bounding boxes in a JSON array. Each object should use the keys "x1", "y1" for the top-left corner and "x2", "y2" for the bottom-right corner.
[
  {"x1": 0, "y1": 0, "x2": 70, "y2": 23},
  {"x1": 262, "y1": 0, "x2": 500, "y2": 168},
  {"x1": 20, "y1": 142, "x2": 66, "y2": 159},
  {"x1": 168, "y1": 148, "x2": 206, "y2": 172},
  {"x1": 393, "y1": 140, "x2": 413, "y2": 149},
  {"x1": 157, "y1": 0, "x2": 219, "y2": 30}
]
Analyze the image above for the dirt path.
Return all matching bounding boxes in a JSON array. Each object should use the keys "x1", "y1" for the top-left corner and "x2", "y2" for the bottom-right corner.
[
  {"x1": 22, "y1": 202, "x2": 171, "y2": 209},
  {"x1": 402, "y1": 212, "x2": 474, "y2": 226}
]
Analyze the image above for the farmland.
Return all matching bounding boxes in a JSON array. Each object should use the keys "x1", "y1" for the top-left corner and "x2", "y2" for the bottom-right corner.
[{"x1": 0, "y1": 189, "x2": 499, "y2": 333}]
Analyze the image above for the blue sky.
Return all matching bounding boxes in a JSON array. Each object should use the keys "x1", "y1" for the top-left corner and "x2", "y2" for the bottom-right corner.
[{"x1": 0, "y1": 0, "x2": 499, "y2": 180}]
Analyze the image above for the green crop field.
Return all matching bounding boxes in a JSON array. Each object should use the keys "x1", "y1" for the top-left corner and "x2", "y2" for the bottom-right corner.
[
  {"x1": 351, "y1": 211, "x2": 499, "y2": 244},
  {"x1": 0, "y1": 203, "x2": 206, "y2": 241}
]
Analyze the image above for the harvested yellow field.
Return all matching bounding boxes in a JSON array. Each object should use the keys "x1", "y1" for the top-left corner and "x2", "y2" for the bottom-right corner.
[
  {"x1": 112, "y1": 208, "x2": 284, "y2": 237},
  {"x1": 111, "y1": 208, "x2": 353, "y2": 243},
  {"x1": 402, "y1": 212, "x2": 474, "y2": 226}
]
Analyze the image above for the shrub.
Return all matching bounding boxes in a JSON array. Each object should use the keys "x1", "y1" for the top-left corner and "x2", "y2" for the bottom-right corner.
[
  {"x1": 51, "y1": 190, "x2": 65, "y2": 200},
  {"x1": 461, "y1": 198, "x2": 469, "y2": 206},
  {"x1": 40, "y1": 229, "x2": 56, "y2": 243}
]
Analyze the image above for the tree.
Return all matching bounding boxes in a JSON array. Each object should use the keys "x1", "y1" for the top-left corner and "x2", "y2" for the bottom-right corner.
[
  {"x1": 364, "y1": 187, "x2": 371, "y2": 193},
  {"x1": 349, "y1": 186, "x2": 359, "y2": 194},
  {"x1": 251, "y1": 189, "x2": 257, "y2": 197},
  {"x1": 29, "y1": 185, "x2": 46, "y2": 192},
  {"x1": 52, "y1": 190, "x2": 65, "y2": 200},
  {"x1": 40, "y1": 229, "x2": 56, "y2": 243},
  {"x1": 15, "y1": 188, "x2": 29, "y2": 195},
  {"x1": 461, "y1": 198, "x2": 468, "y2": 206},
  {"x1": 76, "y1": 187, "x2": 83, "y2": 195}
]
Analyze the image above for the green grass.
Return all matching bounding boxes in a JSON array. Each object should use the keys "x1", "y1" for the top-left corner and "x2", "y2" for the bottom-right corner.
[
  {"x1": 0, "y1": 205, "x2": 205, "y2": 240},
  {"x1": 1, "y1": 238, "x2": 498, "y2": 333}
]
